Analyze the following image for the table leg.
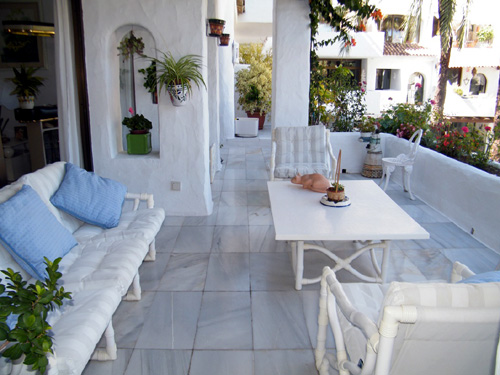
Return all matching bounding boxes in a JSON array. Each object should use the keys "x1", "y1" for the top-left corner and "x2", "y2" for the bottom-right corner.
[
  {"x1": 291, "y1": 241, "x2": 297, "y2": 277},
  {"x1": 381, "y1": 240, "x2": 391, "y2": 283},
  {"x1": 295, "y1": 241, "x2": 304, "y2": 290}
]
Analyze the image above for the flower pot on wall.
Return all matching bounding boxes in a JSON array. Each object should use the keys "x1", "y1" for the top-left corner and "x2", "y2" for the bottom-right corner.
[
  {"x1": 246, "y1": 111, "x2": 265, "y2": 130},
  {"x1": 126, "y1": 132, "x2": 151, "y2": 155},
  {"x1": 208, "y1": 19, "x2": 225, "y2": 36},
  {"x1": 219, "y1": 34, "x2": 230, "y2": 46},
  {"x1": 167, "y1": 84, "x2": 189, "y2": 106}
]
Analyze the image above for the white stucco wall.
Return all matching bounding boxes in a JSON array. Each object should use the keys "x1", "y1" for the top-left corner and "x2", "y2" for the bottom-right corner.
[
  {"x1": 271, "y1": 0, "x2": 310, "y2": 129},
  {"x1": 82, "y1": 0, "x2": 212, "y2": 216},
  {"x1": 330, "y1": 132, "x2": 371, "y2": 173}
]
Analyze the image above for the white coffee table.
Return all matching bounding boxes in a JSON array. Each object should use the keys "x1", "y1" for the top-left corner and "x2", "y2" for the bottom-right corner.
[{"x1": 267, "y1": 180, "x2": 429, "y2": 290}]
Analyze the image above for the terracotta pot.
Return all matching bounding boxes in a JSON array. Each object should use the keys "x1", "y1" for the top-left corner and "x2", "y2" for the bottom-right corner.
[
  {"x1": 219, "y1": 34, "x2": 230, "y2": 46},
  {"x1": 246, "y1": 111, "x2": 265, "y2": 130},
  {"x1": 208, "y1": 18, "x2": 225, "y2": 36},
  {"x1": 326, "y1": 187, "x2": 345, "y2": 202}
]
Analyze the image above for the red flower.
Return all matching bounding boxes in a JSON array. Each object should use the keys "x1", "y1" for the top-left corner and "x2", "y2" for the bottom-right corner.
[
  {"x1": 462, "y1": 126, "x2": 469, "y2": 133},
  {"x1": 358, "y1": 23, "x2": 366, "y2": 32},
  {"x1": 485, "y1": 126, "x2": 492, "y2": 131},
  {"x1": 444, "y1": 133, "x2": 450, "y2": 138},
  {"x1": 444, "y1": 140, "x2": 450, "y2": 147},
  {"x1": 371, "y1": 9, "x2": 383, "y2": 21},
  {"x1": 128, "y1": 107, "x2": 134, "y2": 115},
  {"x1": 351, "y1": 38, "x2": 356, "y2": 46},
  {"x1": 415, "y1": 83, "x2": 422, "y2": 88},
  {"x1": 430, "y1": 100, "x2": 436, "y2": 105}
]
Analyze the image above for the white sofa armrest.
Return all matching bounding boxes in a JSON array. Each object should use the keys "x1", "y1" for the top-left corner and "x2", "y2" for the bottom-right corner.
[
  {"x1": 450, "y1": 261, "x2": 475, "y2": 283},
  {"x1": 125, "y1": 192, "x2": 154, "y2": 210}
]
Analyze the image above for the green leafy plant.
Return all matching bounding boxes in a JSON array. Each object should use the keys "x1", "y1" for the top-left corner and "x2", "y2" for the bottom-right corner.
[
  {"x1": 378, "y1": 101, "x2": 432, "y2": 136},
  {"x1": 0, "y1": 258, "x2": 72, "y2": 375},
  {"x1": 5, "y1": 66, "x2": 45, "y2": 98},
  {"x1": 117, "y1": 31, "x2": 145, "y2": 60},
  {"x1": 122, "y1": 107, "x2": 152, "y2": 133},
  {"x1": 330, "y1": 182, "x2": 344, "y2": 191},
  {"x1": 358, "y1": 116, "x2": 379, "y2": 133},
  {"x1": 477, "y1": 25, "x2": 494, "y2": 43},
  {"x1": 148, "y1": 51, "x2": 206, "y2": 98},
  {"x1": 235, "y1": 43, "x2": 272, "y2": 115},
  {"x1": 138, "y1": 61, "x2": 157, "y2": 94}
]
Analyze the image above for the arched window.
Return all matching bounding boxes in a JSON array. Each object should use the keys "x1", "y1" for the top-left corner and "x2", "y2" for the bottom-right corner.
[
  {"x1": 407, "y1": 73, "x2": 424, "y2": 104},
  {"x1": 470, "y1": 73, "x2": 486, "y2": 95}
]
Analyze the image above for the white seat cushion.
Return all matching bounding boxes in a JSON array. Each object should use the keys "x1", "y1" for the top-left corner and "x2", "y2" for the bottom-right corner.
[
  {"x1": 73, "y1": 208, "x2": 165, "y2": 246},
  {"x1": 274, "y1": 162, "x2": 329, "y2": 179},
  {"x1": 58, "y1": 237, "x2": 149, "y2": 295}
]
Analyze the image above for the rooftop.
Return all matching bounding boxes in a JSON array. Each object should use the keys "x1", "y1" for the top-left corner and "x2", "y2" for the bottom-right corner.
[{"x1": 81, "y1": 127, "x2": 499, "y2": 375}]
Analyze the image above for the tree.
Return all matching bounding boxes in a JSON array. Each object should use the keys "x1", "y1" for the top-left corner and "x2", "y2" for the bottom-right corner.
[{"x1": 406, "y1": 0, "x2": 472, "y2": 120}]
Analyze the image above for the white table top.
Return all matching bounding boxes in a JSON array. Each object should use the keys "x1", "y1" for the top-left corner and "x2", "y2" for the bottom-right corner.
[{"x1": 268, "y1": 180, "x2": 430, "y2": 242}]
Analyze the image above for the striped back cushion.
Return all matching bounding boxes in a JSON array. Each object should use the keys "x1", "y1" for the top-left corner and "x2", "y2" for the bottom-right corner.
[
  {"x1": 275, "y1": 125, "x2": 327, "y2": 166},
  {"x1": 382, "y1": 281, "x2": 500, "y2": 310}
]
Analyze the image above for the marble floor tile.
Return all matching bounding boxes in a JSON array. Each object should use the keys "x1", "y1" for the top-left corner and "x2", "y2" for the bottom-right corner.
[
  {"x1": 190, "y1": 350, "x2": 253, "y2": 375},
  {"x1": 222, "y1": 179, "x2": 248, "y2": 192},
  {"x1": 182, "y1": 207, "x2": 219, "y2": 226},
  {"x1": 301, "y1": 290, "x2": 335, "y2": 349},
  {"x1": 124, "y1": 349, "x2": 191, "y2": 375},
  {"x1": 135, "y1": 291, "x2": 202, "y2": 349},
  {"x1": 250, "y1": 253, "x2": 295, "y2": 291},
  {"x1": 224, "y1": 159, "x2": 246, "y2": 169},
  {"x1": 252, "y1": 291, "x2": 312, "y2": 349},
  {"x1": 216, "y1": 205, "x2": 249, "y2": 225},
  {"x1": 440, "y1": 247, "x2": 500, "y2": 274},
  {"x1": 82, "y1": 349, "x2": 133, "y2": 375},
  {"x1": 246, "y1": 179, "x2": 269, "y2": 191},
  {"x1": 401, "y1": 248, "x2": 453, "y2": 280},
  {"x1": 420, "y1": 222, "x2": 485, "y2": 249},
  {"x1": 246, "y1": 161, "x2": 267, "y2": 170},
  {"x1": 219, "y1": 191, "x2": 248, "y2": 206},
  {"x1": 205, "y1": 253, "x2": 250, "y2": 291},
  {"x1": 224, "y1": 168, "x2": 247, "y2": 179},
  {"x1": 247, "y1": 191, "x2": 270, "y2": 206},
  {"x1": 211, "y1": 225, "x2": 250, "y2": 253},
  {"x1": 158, "y1": 253, "x2": 210, "y2": 291},
  {"x1": 249, "y1": 226, "x2": 289, "y2": 253},
  {"x1": 211, "y1": 179, "x2": 223, "y2": 192},
  {"x1": 254, "y1": 350, "x2": 318, "y2": 375},
  {"x1": 385, "y1": 189, "x2": 424, "y2": 206},
  {"x1": 248, "y1": 206, "x2": 274, "y2": 225},
  {"x1": 138, "y1": 253, "x2": 171, "y2": 291},
  {"x1": 194, "y1": 292, "x2": 252, "y2": 349},
  {"x1": 246, "y1": 168, "x2": 269, "y2": 179},
  {"x1": 173, "y1": 226, "x2": 214, "y2": 253},
  {"x1": 162, "y1": 216, "x2": 185, "y2": 226},
  {"x1": 154, "y1": 225, "x2": 181, "y2": 253},
  {"x1": 400, "y1": 204, "x2": 450, "y2": 224}
]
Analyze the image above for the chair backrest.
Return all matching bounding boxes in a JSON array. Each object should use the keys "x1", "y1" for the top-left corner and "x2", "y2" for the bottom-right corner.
[
  {"x1": 377, "y1": 281, "x2": 500, "y2": 375},
  {"x1": 406, "y1": 129, "x2": 423, "y2": 161}
]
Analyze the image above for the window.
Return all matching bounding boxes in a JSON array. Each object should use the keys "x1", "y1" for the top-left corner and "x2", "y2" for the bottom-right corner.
[
  {"x1": 470, "y1": 73, "x2": 486, "y2": 95},
  {"x1": 407, "y1": 73, "x2": 424, "y2": 104},
  {"x1": 376, "y1": 69, "x2": 391, "y2": 90},
  {"x1": 380, "y1": 15, "x2": 406, "y2": 43},
  {"x1": 319, "y1": 59, "x2": 362, "y2": 84},
  {"x1": 447, "y1": 68, "x2": 462, "y2": 86}
]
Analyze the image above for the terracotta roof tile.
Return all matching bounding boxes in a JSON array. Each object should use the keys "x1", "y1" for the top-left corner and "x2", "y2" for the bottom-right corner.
[{"x1": 384, "y1": 42, "x2": 435, "y2": 57}]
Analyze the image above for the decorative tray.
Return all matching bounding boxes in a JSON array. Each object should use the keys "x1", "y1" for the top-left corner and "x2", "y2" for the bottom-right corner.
[{"x1": 320, "y1": 195, "x2": 351, "y2": 207}]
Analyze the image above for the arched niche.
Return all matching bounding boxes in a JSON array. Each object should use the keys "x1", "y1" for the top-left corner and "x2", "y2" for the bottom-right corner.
[
  {"x1": 116, "y1": 25, "x2": 159, "y2": 155},
  {"x1": 407, "y1": 72, "x2": 424, "y2": 104}
]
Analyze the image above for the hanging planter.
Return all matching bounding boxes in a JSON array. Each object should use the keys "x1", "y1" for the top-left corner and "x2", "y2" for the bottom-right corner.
[
  {"x1": 167, "y1": 83, "x2": 189, "y2": 107},
  {"x1": 207, "y1": 18, "x2": 225, "y2": 36},
  {"x1": 219, "y1": 33, "x2": 230, "y2": 46}
]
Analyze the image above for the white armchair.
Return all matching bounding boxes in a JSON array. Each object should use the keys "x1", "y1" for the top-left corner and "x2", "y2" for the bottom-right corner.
[
  {"x1": 316, "y1": 262, "x2": 500, "y2": 375},
  {"x1": 379, "y1": 129, "x2": 423, "y2": 200},
  {"x1": 270, "y1": 125, "x2": 336, "y2": 180}
]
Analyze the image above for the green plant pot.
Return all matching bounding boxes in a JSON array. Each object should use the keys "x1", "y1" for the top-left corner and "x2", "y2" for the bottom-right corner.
[{"x1": 127, "y1": 132, "x2": 151, "y2": 155}]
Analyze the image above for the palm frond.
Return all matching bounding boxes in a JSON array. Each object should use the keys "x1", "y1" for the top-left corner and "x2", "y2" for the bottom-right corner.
[
  {"x1": 455, "y1": 0, "x2": 472, "y2": 49},
  {"x1": 439, "y1": 0, "x2": 457, "y2": 53},
  {"x1": 404, "y1": 0, "x2": 424, "y2": 42}
]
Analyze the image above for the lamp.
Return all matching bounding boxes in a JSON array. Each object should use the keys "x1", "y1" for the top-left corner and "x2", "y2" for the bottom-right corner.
[{"x1": 2, "y1": 20, "x2": 55, "y2": 37}]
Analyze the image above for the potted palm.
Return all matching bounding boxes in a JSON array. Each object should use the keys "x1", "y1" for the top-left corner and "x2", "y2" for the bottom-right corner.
[
  {"x1": 5, "y1": 66, "x2": 45, "y2": 109},
  {"x1": 122, "y1": 107, "x2": 152, "y2": 154},
  {"x1": 148, "y1": 51, "x2": 206, "y2": 107}
]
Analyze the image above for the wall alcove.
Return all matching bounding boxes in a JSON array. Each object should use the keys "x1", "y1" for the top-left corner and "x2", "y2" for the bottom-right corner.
[{"x1": 116, "y1": 25, "x2": 160, "y2": 156}]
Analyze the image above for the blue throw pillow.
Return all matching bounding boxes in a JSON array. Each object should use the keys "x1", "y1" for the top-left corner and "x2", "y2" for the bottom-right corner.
[
  {"x1": 50, "y1": 163, "x2": 127, "y2": 229},
  {"x1": 0, "y1": 185, "x2": 77, "y2": 279},
  {"x1": 458, "y1": 271, "x2": 500, "y2": 284}
]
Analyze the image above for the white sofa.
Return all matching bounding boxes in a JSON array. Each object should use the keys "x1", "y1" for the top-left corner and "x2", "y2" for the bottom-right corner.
[{"x1": 0, "y1": 162, "x2": 165, "y2": 375}]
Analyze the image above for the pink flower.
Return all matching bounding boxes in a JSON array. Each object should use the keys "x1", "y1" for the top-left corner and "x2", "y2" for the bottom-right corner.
[
  {"x1": 388, "y1": 97, "x2": 393, "y2": 101},
  {"x1": 361, "y1": 88, "x2": 365, "y2": 92},
  {"x1": 362, "y1": 81, "x2": 367, "y2": 85},
  {"x1": 430, "y1": 100, "x2": 436, "y2": 105},
  {"x1": 462, "y1": 126, "x2": 469, "y2": 133},
  {"x1": 415, "y1": 83, "x2": 422, "y2": 88},
  {"x1": 128, "y1": 107, "x2": 134, "y2": 115},
  {"x1": 485, "y1": 126, "x2": 492, "y2": 131}
]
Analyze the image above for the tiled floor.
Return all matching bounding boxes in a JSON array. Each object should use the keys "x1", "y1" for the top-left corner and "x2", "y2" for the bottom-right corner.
[{"x1": 82, "y1": 125, "x2": 500, "y2": 375}]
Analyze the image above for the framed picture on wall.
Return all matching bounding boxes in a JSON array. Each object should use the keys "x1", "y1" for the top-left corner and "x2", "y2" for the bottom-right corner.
[{"x1": 0, "y1": 1, "x2": 44, "y2": 68}]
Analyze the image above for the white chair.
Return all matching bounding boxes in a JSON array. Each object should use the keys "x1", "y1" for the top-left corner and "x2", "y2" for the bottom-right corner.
[
  {"x1": 270, "y1": 125, "x2": 336, "y2": 181},
  {"x1": 315, "y1": 262, "x2": 500, "y2": 375},
  {"x1": 379, "y1": 129, "x2": 423, "y2": 200}
]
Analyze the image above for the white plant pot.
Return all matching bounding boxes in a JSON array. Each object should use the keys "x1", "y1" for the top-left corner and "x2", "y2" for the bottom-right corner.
[
  {"x1": 359, "y1": 132, "x2": 372, "y2": 142},
  {"x1": 167, "y1": 84, "x2": 189, "y2": 107},
  {"x1": 18, "y1": 96, "x2": 35, "y2": 109}
]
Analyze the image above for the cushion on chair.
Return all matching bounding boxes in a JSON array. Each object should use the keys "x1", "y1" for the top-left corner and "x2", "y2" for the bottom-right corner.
[
  {"x1": 458, "y1": 271, "x2": 500, "y2": 284},
  {"x1": 274, "y1": 125, "x2": 328, "y2": 178},
  {"x1": 50, "y1": 163, "x2": 127, "y2": 229},
  {"x1": 0, "y1": 185, "x2": 77, "y2": 279}
]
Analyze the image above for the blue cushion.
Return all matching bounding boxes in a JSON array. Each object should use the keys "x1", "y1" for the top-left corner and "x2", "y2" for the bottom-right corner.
[
  {"x1": 458, "y1": 271, "x2": 500, "y2": 284},
  {"x1": 0, "y1": 185, "x2": 77, "y2": 279},
  {"x1": 50, "y1": 163, "x2": 127, "y2": 229}
]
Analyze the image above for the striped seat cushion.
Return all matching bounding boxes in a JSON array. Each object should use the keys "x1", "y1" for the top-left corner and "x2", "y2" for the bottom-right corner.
[{"x1": 274, "y1": 125, "x2": 328, "y2": 178}]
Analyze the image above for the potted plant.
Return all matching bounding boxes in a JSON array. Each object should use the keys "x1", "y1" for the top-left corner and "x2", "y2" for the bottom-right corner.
[
  {"x1": 148, "y1": 51, "x2": 206, "y2": 107},
  {"x1": 358, "y1": 116, "x2": 379, "y2": 142},
  {"x1": 138, "y1": 61, "x2": 158, "y2": 104},
  {"x1": 122, "y1": 107, "x2": 152, "y2": 154},
  {"x1": 117, "y1": 31, "x2": 145, "y2": 60},
  {"x1": 235, "y1": 43, "x2": 272, "y2": 130},
  {"x1": 326, "y1": 182, "x2": 345, "y2": 202},
  {"x1": 5, "y1": 66, "x2": 45, "y2": 110},
  {"x1": 0, "y1": 258, "x2": 72, "y2": 374},
  {"x1": 207, "y1": 19, "x2": 225, "y2": 36},
  {"x1": 219, "y1": 34, "x2": 230, "y2": 46},
  {"x1": 477, "y1": 25, "x2": 494, "y2": 45}
]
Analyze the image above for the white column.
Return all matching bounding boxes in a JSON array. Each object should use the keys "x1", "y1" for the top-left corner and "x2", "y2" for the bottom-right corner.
[{"x1": 271, "y1": 0, "x2": 311, "y2": 129}]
